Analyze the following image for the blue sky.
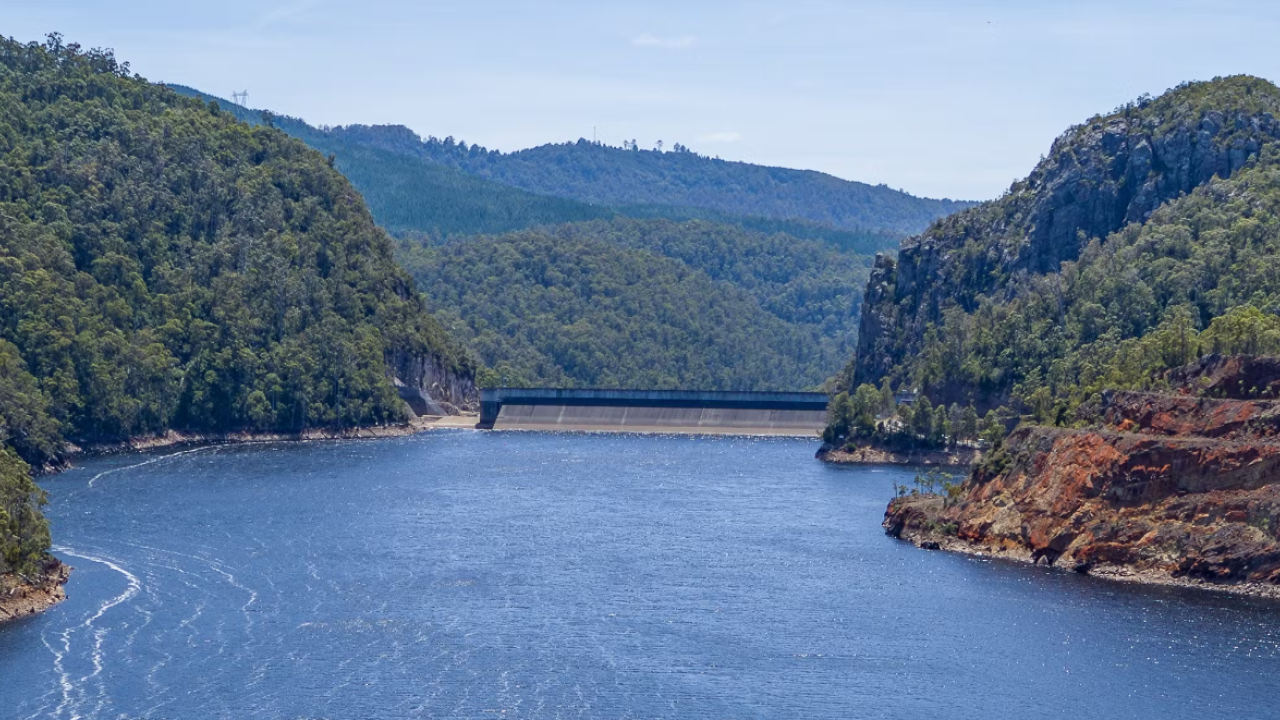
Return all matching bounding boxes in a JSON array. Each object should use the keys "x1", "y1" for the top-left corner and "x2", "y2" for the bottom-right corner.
[{"x1": 6, "y1": 1, "x2": 1280, "y2": 199}]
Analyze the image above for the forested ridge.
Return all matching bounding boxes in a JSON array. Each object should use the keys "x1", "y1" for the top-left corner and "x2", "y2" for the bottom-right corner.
[
  {"x1": 166, "y1": 85, "x2": 617, "y2": 238},
  {"x1": 0, "y1": 35, "x2": 473, "y2": 577},
  {"x1": 169, "y1": 86, "x2": 901, "y2": 393},
  {"x1": 330, "y1": 125, "x2": 974, "y2": 235},
  {"x1": 398, "y1": 218, "x2": 871, "y2": 390},
  {"x1": 167, "y1": 86, "x2": 922, "y2": 254},
  {"x1": 833, "y1": 76, "x2": 1280, "y2": 445}
]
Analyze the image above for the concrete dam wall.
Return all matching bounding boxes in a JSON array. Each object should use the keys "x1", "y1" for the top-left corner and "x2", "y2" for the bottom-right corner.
[{"x1": 479, "y1": 389, "x2": 830, "y2": 436}]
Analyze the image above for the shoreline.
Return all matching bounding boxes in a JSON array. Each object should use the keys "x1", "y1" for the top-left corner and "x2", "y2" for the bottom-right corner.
[
  {"x1": 0, "y1": 560, "x2": 71, "y2": 623},
  {"x1": 816, "y1": 445, "x2": 982, "y2": 466},
  {"x1": 56, "y1": 414, "x2": 481, "y2": 466},
  {"x1": 887, "y1": 499, "x2": 1280, "y2": 601}
]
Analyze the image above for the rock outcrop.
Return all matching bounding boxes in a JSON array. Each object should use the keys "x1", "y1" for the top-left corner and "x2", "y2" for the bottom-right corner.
[
  {"x1": 1, "y1": 559, "x2": 69, "y2": 623},
  {"x1": 389, "y1": 349, "x2": 478, "y2": 415},
  {"x1": 885, "y1": 360, "x2": 1280, "y2": 595},
  {"x1": 817, "y1": 442, "x2": 981, "y2": 467}
]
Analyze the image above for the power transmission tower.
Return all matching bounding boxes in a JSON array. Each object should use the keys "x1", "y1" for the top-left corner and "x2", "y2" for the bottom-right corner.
[{"x1": 231, "y1": 90, "x2": 249, "y2": 106}]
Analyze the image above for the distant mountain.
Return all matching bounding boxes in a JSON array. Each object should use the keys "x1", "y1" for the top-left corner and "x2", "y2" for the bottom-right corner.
[
  {"x1": 166, "y1": 86, "x2": 958, "y2": 391},
  {"x1": 397, "y1": 218, "x2": 871, "y2": 390},
  {"x1": 326, "y1": 125, "x2": 975, "y2": 235},
  {"x1": 844, "y1": 75, "x2": 1280, "y2": 420},
  {"x1": 167, "y1": 86, "x2": 959, "y2": 250},
  {"x1": 167, "y1": 85, "x2": 615, "y2": 237}
]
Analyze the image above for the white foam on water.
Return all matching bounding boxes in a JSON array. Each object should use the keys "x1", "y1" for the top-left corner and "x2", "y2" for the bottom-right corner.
[
  {"x1": 35, "y1": 547, "x2": 143, "y2": 720},
  {"x1": 86, "y1": 445, "x2": 219, "y2": 488},
  {"x1": 112, "y1": 539, "x2": 259, "y2": 616}
]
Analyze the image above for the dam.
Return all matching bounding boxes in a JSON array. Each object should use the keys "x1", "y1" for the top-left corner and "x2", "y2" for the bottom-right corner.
[{"x1": 478, "y1": 388, "x2": 830, "y2": 436}]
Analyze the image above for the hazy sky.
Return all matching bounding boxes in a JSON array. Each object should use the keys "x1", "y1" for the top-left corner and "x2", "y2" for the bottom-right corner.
[{"x1": 6, "y1": 1, "x2": 1280, "y2": 199}]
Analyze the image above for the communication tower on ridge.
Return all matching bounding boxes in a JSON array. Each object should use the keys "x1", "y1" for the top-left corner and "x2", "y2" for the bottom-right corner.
[{"x1": 231, "y1": 90, "x2": 249, "y2": 106}]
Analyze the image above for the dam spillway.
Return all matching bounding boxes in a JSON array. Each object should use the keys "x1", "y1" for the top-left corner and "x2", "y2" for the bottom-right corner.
[{"x1": 478, "y1": 388, "x2": 830, "y2": 436}]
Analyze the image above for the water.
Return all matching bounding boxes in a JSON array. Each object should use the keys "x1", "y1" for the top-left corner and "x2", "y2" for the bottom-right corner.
[{"x1": 2, "y1": 431, "x2": 1279, "y2": 719}]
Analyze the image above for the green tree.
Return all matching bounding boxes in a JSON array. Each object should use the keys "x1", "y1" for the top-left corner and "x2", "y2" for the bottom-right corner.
[
  {"x1": 980, "y1": 410, "x2": 1006, "y2": 446},
  {"x1": 959, "y1": 405, "x2": 980, "y2": 440},
  {"x1": 912, "y1": 396, "x2": 934, "y2": 438},
  {"x1": 850, "y1": 384, "x2": 883, "y2": 435},
  {"x1": 823, "y1": 392, "x2": 855, "y2": 444},
  {"x1": 0, "y1": 449, "x2": 50, "y2": 577},
  {"x1": 930, "y1": 407, "x2": 950, "y2": 446},
  {"x1": 879, "y1": 378, "x2": 896, "y2": 415}
]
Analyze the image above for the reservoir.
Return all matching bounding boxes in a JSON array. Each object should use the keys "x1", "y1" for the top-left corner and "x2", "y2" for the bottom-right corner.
[{"x1": 3, "y1": 431, "x2": 1279, "y2": 719}]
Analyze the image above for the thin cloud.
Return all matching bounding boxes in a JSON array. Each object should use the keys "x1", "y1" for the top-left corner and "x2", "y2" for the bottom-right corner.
[
  {"x1": 250, "y1": 0, "x2": 320, "y2": 33},
  {"x1": 700, "y1": 131, "x2": 743, "y2": 143},
  {"x1": 631, "y1": 33, "x2": 697, "y2": 49}
]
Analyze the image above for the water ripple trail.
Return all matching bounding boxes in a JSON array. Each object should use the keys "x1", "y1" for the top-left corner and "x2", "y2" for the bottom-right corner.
[
  {"x1": 87, "y1": 445, "x2": 219, "y2": 488},
  {"x1": 36, "y1": 547, "x2": 143, "y2": 720}
]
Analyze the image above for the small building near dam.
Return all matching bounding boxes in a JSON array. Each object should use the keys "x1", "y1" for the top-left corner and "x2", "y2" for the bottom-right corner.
[{"x1": 479, "y1": 388, "x2": 831, "y2": 436}]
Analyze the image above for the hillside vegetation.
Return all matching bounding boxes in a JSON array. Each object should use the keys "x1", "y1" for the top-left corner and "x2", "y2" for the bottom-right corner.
[
  {"x1": 338, "y1": 128, "x2": 973, "y2": 235},
  {"x1": 166, "y1": 86, "x2": 616, "y2": 237},
  {"x1": 167, "y1": 87, "x2": 934, "y2": 253},
  {"x1": 169, "y1": 86, "x2": 900, "y2": 392},
  {"x1": 399, "y1": 218, "x2": 870, "y2": 389},
  {"x1": 843, "y1": 75, "x2": 1280, "y2": 427},
  {"x1": 0, "y1": 35, "x2": 473, "y2": 576}
]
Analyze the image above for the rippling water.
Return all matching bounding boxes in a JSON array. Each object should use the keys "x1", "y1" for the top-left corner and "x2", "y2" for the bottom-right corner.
[{"x1": 2, "y1": 431, "x2": 1279, "y2": 719}]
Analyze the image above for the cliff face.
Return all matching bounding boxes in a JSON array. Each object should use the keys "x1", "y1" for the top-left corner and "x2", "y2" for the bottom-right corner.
[
  {"x1": 885, "y1": 362, "x2": 1280, "y2": 591},
  {"x1": 851, "y1": 76, "x2": 1280, "y2": 393},
  {"x1": 389, "y1": 349, "x2": 478, "y2": 415}
]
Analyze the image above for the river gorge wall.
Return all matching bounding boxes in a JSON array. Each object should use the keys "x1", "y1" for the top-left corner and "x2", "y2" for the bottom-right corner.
[{"x1": 884, "y1": 358, "x2": 1280, "y2": 595}]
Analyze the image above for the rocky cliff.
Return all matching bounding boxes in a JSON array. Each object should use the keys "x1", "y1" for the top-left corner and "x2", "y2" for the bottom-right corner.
[
  {"x1": 1, "y1": 559, "x2": 69, "y2": 622},
  {"x1": 885, "y1": 357, "x2": 1280, "y2": 594},
  {"x1": 850, "y1": 76, "x2": 1280, "y2": 399},
  {"x1": 389, "y1": 349, "x2": 479, "y2": 415}
]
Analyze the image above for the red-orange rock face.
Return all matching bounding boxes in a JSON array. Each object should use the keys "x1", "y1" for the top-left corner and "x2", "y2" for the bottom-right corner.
[{"x1": 885, "y1": 383, "x2": 1280, "y2": 590}]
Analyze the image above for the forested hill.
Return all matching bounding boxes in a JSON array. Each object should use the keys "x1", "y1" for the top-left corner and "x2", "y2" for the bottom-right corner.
[
  {"x1": 165, "y1": 85, "x2": 616, "y2": 238},
  {"x1": 0, "y1": 35, "x2": 475, "y2": 578},
  {"x1": 164, "y1": 85, "x2": 900, "y2": 393},
  {"x1": 166, "y1": 86, "x2": 940, "y2": 252},
  {"x1": 845, "y1": 75, "x2": 1280, "y2": 423},
  {"x1": 397, "y1": 218, "x2": 871, "y2": 390},
  {"x1": 323, "y1": 126, "x2": 974, "y2": 235}
]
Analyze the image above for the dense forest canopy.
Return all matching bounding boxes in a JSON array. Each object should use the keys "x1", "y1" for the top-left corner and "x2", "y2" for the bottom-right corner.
[
  {"x1": 0, "y1": 34, "x2": 472, "y2": 575},
  {"x1": 839, "y1": 75, "x2": 1280, "y2": 432},
  {"x1": 398, "y1": 218, "x2": 871, "y2": 390}
]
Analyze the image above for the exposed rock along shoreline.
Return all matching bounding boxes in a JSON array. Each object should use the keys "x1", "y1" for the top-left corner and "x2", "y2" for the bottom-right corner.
[
  {"x1": 816, "y1": 443, "x2": 982, "y2": 467},
  {"x1": 1, "y1": 560, "x2": 71, "y2": 622},
  {"x1": 884, "y1": 494, "x2": 1280, "y2": 600},
  {"x1": 881, "y1": 356, "x2": 1280, "y2": 599},
  {"x1": 56, "y1": 414, "x2": 480, "y2": 466}
]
